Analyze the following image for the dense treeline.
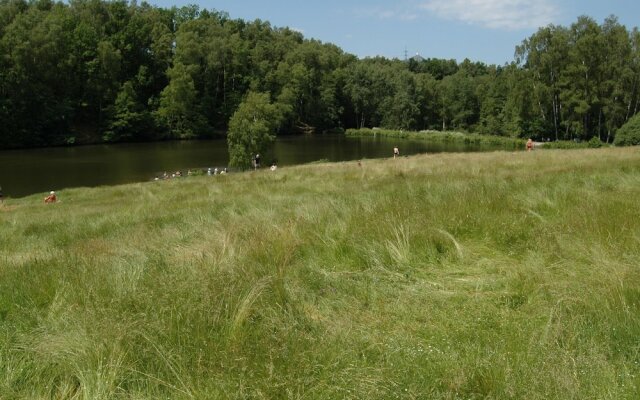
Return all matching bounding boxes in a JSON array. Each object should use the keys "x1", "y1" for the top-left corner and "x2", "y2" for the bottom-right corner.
[{"x1": 1, "y1": 0, "x2": 639, "y2": 149}]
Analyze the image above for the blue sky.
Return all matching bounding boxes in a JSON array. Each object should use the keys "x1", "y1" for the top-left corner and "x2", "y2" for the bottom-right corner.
[{"x1": 150, "y1": 0, "x2": 640, "y2": 65}]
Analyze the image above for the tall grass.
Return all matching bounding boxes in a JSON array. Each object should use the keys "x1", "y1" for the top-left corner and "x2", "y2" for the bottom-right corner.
[{"x1": 1, "y1": 147, "x2": 639, "y2": 398}]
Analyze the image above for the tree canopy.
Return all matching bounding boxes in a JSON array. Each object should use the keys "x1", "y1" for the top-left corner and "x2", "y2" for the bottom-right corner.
[{"x1": 0, "y1": 1, "x2": 638, "y2": 149}]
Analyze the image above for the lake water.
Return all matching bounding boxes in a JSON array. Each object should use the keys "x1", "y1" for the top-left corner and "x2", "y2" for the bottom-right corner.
[{"x1": 0, "y1": 134, "x2": 506, "y2": 198}]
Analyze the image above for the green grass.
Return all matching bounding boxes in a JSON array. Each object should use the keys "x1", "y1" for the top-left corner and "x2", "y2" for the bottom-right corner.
[
  {"x1": 1, "y1": 147, "x2": 640, "y2": 399},
  {"x1": 540, "y1": 139, "x2": 605, "y2": 149},
  {"x1": 346, "y1": 128, "x2": 526, "y2": 148}
]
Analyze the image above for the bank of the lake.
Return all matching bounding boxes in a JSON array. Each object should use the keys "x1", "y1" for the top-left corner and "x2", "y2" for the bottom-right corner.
[
  {"x1": 346, "y1": 128, "x2": 527, "y2": 148},
  {"x1": 1, "y1": 147, "x2": 639, "y2": 398},
  {"x1": 0, "y1": 133, "x2": 515, "y2": 198}
]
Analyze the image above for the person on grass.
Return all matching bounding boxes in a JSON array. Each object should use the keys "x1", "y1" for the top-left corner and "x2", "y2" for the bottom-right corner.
[
  {"x1": 44, "y1": 191, "x2": 57, "y2": 203},
  {"x1": 526, "y1": 138, "x2": 534, "y2": 151}
]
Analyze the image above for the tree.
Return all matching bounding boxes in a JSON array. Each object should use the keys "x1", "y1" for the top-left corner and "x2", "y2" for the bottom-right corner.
[
  {"x1": 227, "y1": 92, "x2": 282, "y2": 169},
  {"x1": 104, "y1": 80, "x2": 153, "y2": 142},
  {"x1": 501, "y1": 64, "x2": 542, "y2": 138},
  {"x1": 438, "y1": 69, "x2": 480, "y2": 131},
  {"x1": 601, "y1": 17, "x2": 634, "y2": 143},
  {"x1": 477, "y1": 69, "x2": 507, "y2": 136},
  {"x1": 89, "y1": 40, "x2": 122, "y2": 133},
  {"x1": 155, "y1": 62, "x2": 209, "y2": 138},
  {"x1": 613, "y1": 111, "x2": 640, "y2": 145},
  {"x1": 562, "y1": 16, "x2": 604, "y2": 140},
  {"x1": 516, "y1": 25, "x2": 570, "y2": 140},
  {"x1": 344, "y1": 60, "x2": 390, "y2": 128},
  {"x1": 380, "y1": 67, "x2": 420, "y2": 130}
]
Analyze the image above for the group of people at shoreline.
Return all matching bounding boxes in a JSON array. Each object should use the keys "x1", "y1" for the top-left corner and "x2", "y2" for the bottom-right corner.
[
  {"x1": 153, "y1": 153, "x2": 279, "y2": 182},
  {"x1": 155, "y1": 167, "x2": 230, "y2": 181}
]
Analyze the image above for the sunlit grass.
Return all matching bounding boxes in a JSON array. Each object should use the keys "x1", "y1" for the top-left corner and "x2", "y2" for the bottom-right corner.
[{"x1": 1, "y1": 147, "x2": 639, "y2": 398}]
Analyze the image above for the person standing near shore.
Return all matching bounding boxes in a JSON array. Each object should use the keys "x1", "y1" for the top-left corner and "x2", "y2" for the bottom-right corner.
[
  {"x1": 526, "y1": 138, "x2": 534, "y2": 151},
  {"x1": 254, "y1": 153, "x2": 261, "y2": 170},
  {"x1": 393, "y1": 146, "x2": 400, "y2": 158}
]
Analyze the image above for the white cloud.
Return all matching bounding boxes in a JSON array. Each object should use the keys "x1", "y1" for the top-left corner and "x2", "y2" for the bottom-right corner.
[{"x1": 420, "y1": 0, "x2": 558, "y2": 30}]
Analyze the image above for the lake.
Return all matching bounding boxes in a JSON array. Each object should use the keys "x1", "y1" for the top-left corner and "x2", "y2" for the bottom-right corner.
[{"x1": 0, "y1": 134, "x2": 507, "y2": 198}]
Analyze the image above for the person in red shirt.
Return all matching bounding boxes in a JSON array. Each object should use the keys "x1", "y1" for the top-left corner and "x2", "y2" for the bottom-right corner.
[
  {"x1": 44, "y1": 191, "x2": 57, "y2": 203},
  {"x1": 526, "y1": 139, "x2": 534, "y2": 151}
]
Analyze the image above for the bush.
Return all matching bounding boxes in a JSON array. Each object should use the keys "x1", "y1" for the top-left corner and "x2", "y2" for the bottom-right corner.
[
  {"x1": 614, "y1": 113, "x2": 640, "y2": 146},
  {"x1": 588, "y1": 136, "x2": 603, "y2": 148},
  {"x1": 543, "y1": 140, "x2": 589, "y2": 149}
]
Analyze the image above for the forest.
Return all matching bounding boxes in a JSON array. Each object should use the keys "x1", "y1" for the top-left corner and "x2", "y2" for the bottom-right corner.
[{"x1": 1, "y1": 0, "x2": 639, "y2": 149}]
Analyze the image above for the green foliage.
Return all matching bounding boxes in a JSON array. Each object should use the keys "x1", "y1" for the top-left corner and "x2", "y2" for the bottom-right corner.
[
  {"x1": 614, "y1": 112, "x2": 640, "y2": 146},
  {"x1": 227, "y1": 92, "x2": 281, "y2": 169},
  {"x1": 588, "y1": 136, "x2": 603, "y2": 148},
  {"x1": 156, "y1": 63, "x2": 209, "y2": 138},
  {"x1": 0, "y1": 2, "x2": 639, "y2": 149},
  {"x1": 542, "y1": 140, "x2": 590, "y2": 149},
  {"x1": 104, "y1": 81, "x2": 154, "y2": 142}
]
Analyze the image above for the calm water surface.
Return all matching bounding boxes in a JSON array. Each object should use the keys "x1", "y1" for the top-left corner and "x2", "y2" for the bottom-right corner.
[{"x1": 0, "y1": 134, "x2": 506, "y2": 198}]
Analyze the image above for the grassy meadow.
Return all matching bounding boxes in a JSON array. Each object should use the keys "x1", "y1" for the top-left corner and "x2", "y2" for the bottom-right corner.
[{"x1": 1, "y1": 147, "x2": 640, "y2": 399}]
